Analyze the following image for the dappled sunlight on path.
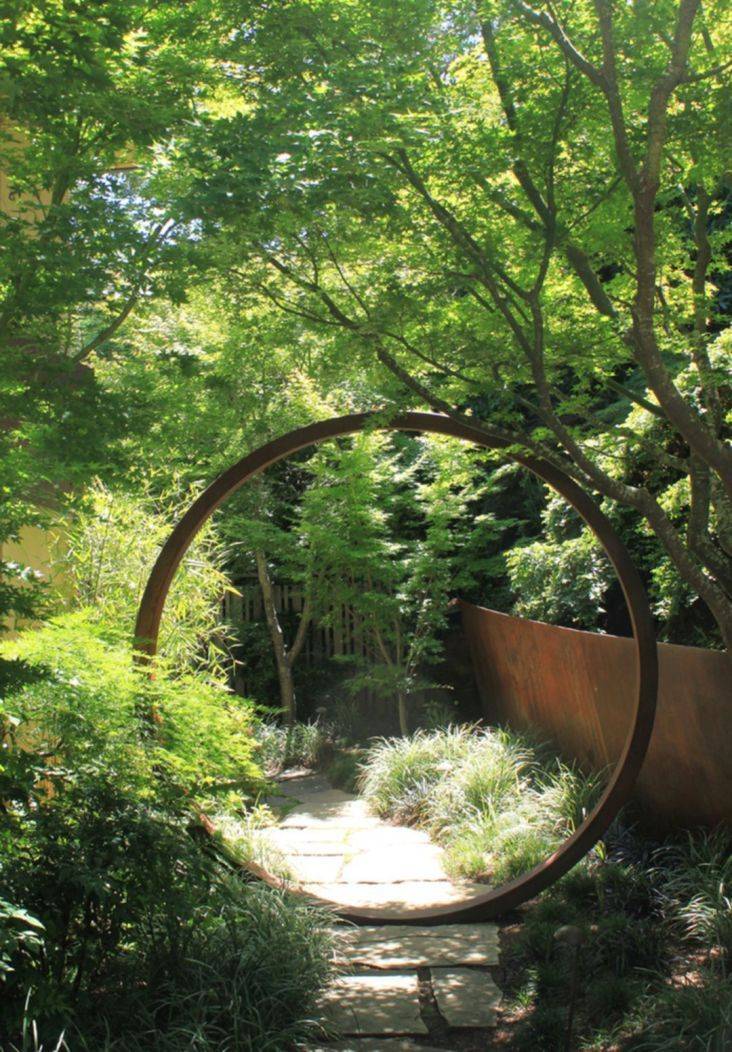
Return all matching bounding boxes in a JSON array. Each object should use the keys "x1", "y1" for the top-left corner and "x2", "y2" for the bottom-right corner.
[
  {"x1": 265, "y1": 771, "x2": 486, "y2": 911},
  {"x1": 264, "y1": 771, "x2": 503, "y2": 1048}
]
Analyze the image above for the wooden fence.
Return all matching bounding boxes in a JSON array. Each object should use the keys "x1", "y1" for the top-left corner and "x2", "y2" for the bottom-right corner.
[
  {"x1": 459, "y1": 600, "x2": 732, "y2": 830},
  {"x1": 223, "y1": 580, "x2": 380, "y2": 696}
]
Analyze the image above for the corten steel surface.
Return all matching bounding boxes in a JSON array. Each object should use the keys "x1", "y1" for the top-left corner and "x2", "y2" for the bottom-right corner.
[
  {"x1": 460, "y1": 602, "x2": 732, "y2": 830},
  {"x1": 134, "y1": 412, "x2": 658, "y2": 925}
]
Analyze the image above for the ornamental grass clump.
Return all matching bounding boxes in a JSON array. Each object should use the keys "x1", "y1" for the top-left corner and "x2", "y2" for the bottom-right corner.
[
  {"x1": 535, "y1": 760, "x2": 607, "y2": 836},
  {"x1": 430, "y1": 728, "x2": 531, "y2": 833},
  {"x1": 359, "y1": 725, "x2": 605, "y2": 886},
  {"x1": 652, "y1": 828, "x2": 732, "y2": 964},
  {"x1": 357, "y1": 725, "x2": 475, "y2": 824},
  {"x1": 253, "y1": 720, "x2": 330, "y2": 775}
]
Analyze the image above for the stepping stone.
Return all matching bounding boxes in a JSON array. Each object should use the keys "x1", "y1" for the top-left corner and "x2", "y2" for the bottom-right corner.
[
  {"x1": 287, "y1": 854, "x2": 345, "y2": 883},
  {"x1": 348, "y1": 827, "x2": 433, "y2": 849},
  {"x1": 269, "y1": 842, "x2": 347, "y2": 858},
  {"x1": 303, "y1": 880, "x2": 485, "y2": 910},
  {"x1": 281, "y1": 809, "x2": 381, "y2": 831},
  {"x1": 288, "y1": 789, "x2": 355, "y2": 808},
  {"x1": 256, "y1": 778, "x2": 504, "y2": 1042},
  {"x1": 341, "y1": 842, "x2": 450, "y2": 883},
  {"x1": 317, "y1": 973, "x2": 428, "y2": 1035},
  {"x1": 338, "y1": 924, "x2": 500, "y2": 969},
  {"x1": 268, "y1": 826, "x2": 350, "y2": 847},
  {"x1": 430, "y1": 967, "x2": 502, "y2": 1028}
]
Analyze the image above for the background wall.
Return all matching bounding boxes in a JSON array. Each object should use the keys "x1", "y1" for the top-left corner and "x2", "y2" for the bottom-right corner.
[{"x1": 459, "y1": 601, "x2": 732, "y2": 830}]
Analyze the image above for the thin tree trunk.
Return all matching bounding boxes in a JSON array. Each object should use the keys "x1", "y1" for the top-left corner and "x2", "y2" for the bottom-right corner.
[
  {"x1": 255, "y1": 549, "x2": 296, "y2": 725},
  {"x1": 397, "y1": 691, "x2": 409, "y2": 737}
]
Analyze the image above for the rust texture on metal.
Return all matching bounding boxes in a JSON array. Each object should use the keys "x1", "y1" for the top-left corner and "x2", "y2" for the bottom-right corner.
[
  {"x1": 134, "y1": 412, "x2": 659, "y2": 925},
  {"x1": 460, "y1": 602, "x2": 731, "y2": 830}
]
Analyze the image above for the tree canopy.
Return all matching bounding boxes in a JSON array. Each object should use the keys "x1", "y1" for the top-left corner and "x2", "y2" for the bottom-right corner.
[{"x1": 1, "y1": 0, "x2": 730, "y2": 647}]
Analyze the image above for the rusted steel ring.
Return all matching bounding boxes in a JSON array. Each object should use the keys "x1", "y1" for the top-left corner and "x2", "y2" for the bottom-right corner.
[{"x1": 134, "y1": 412, "x2": 658, "y2": 925}]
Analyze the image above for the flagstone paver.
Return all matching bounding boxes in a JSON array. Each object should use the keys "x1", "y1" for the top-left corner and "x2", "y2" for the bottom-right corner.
[
  {"x1": 263, "y1": 770, "x2": 503, "y2": 1046},
  {"x1": 317, "y1": 973, "x2": 428, "y2": 1035},
  {"x1": 340, "y1": 843, "x2": 450, "y2": 883},
  {"x1": 338, "y1": 923, "x2": 500, "y2": 969},
  {"x1": 302, "y1": 880, "x2": 483, "y2": 910},
  {"x1": 430, "y1": 967, "x2": 503, "y2": 1028},
  {"x1": 265, "y1": 772, "x2": 485, "y2": 910}
]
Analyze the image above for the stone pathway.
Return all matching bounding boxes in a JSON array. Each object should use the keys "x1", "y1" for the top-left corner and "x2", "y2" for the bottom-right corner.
[{"x1": 263, "y1": 771, "x2": 503, "y2": 1050}]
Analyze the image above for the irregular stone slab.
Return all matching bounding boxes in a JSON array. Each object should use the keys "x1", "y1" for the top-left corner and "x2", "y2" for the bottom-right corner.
[
  {"x1": 287, "y1": 854, "x2": 345, "y2": 883},
  {"x1": 341, "y1": 842, "x2": 449, "y2": 884},
  {"x1": 430, "y1": 967, "x2": 502, "y2": 1027},
  {"x1": 280, "y1": 816, "x2": 379, "y2": 831},
  {"x1": 268, "y1": 826, "x2": 351, "y2": 847},
  {"x1": 338, "y1": 924, "x2": 500, "y2": 969},
  {"x1": 304, "y1": 880, "x2": 486, "y2": 910},
  {"x1": 317, "y1": 973, "x2": 427, "y2": 1035},
  {"x1": 271, "y1": 843, "x2": 347, "y2": 858},
  {"x1": 281, "y1": 807, "x2": 382, "y2": 830},
  {"x1": 289, "y1": 788, "x2": 355, "y2": 808},
  {"x1": 265, "y1": 772, "x2": 328, "y2": 805},
  {"x1": 347, "y1": 827, "x2": 433, "y2": 850}
]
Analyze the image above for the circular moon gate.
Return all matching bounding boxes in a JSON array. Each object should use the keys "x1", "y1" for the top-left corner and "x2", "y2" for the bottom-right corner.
[{"x1": 135, "y1": 412, "x2": 658, "y2": 926}]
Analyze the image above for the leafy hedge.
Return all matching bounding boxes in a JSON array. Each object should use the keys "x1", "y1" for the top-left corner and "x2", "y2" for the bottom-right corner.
[{"x1": 0, "y1": 615, "x2": 334, "y2": 1049}]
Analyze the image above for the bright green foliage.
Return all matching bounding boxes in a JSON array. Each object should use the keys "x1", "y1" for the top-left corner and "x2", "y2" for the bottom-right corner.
[
  {"x1": 0, "y1": 464, "x2": 338, "y2": 1050},
  {"x1": 1, "y1": 611, "x2": 260, "y2": 808},
  {"x1": 298, "y1": 432, "x2": 491, "y2": 727},
  {"x1": 0, "y1": 613, "x2": 341, "y2": 1048},
  {"x1": 0, "y1": 4, "x2": 728, "y2": 1048},
  {"x1": 0, "y1": 0, "x2": 215, "y2": 353},
  {"x1": 217, "y1": 428, "x2": 492, "y2": 729},
  {"x1": 0, "y1": 0, "x2": 225, "y2": 630},
  {"x1": 505, "y1": 492, "x2": 613, "y2": 628},
  {"x1": 61, "y1": 480, "x2": 235, "y2": 673},
  {"x1": 177, "y1": 0, "x2": 731, "y2": 647}
]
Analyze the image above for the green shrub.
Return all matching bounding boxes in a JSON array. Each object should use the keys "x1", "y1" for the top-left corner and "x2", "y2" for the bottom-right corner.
[
  {"x1": 535, "y1": 760, "x2": 607, "y2": 835},
  {"x1": 60, "y1": 480, "x2": 234, "y2": 674},
  {"x1": 358, "y1": 725, "x2": 603, "y2": 886},
  {"x1": 653, "y1": 828, "x2": 732, "y2": 962},
  {"x1": 0, "y1": 900, "x2": 44, "y2": 985},
  {"x1": 502, "y1": 827, "x2": 731, "y2": 1052},
  {"x1": 325, "y1": 748, "x2": 364, "y2": 793},
  {"x1": 0, "y1": 618, "x2": 334, "y2": 1049},
  {"x1": 3, "y1": 870, "x2": 334, "y2": 1051},
  {"x1": 357, "y1": 725, "x2": 475, "y2": 820},
  {"x1": 525, "y1": 1002, "x2": 569, "y2": 1051},
  {"x1": 584, "y1": 972, "x2": 635, "y2": 1017},
  {"x1": 253, "y1": 721, "x2": 330, "y2": 775},
  {"x1": 139, "y1": 882, "x2": 333, "y2": 1052},
  {"x1": 1, "y1": 613, "x2": 261, "y2": 802},
  {"x1": 616, "y1": 973, "x2": 732, "y2": 1051},
  {"x1": 430, "y1": 730, "x2": 529, "y2": 834},
  {"x1": 505, "y1": 524, "x2": 612, "y2": 631}
]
